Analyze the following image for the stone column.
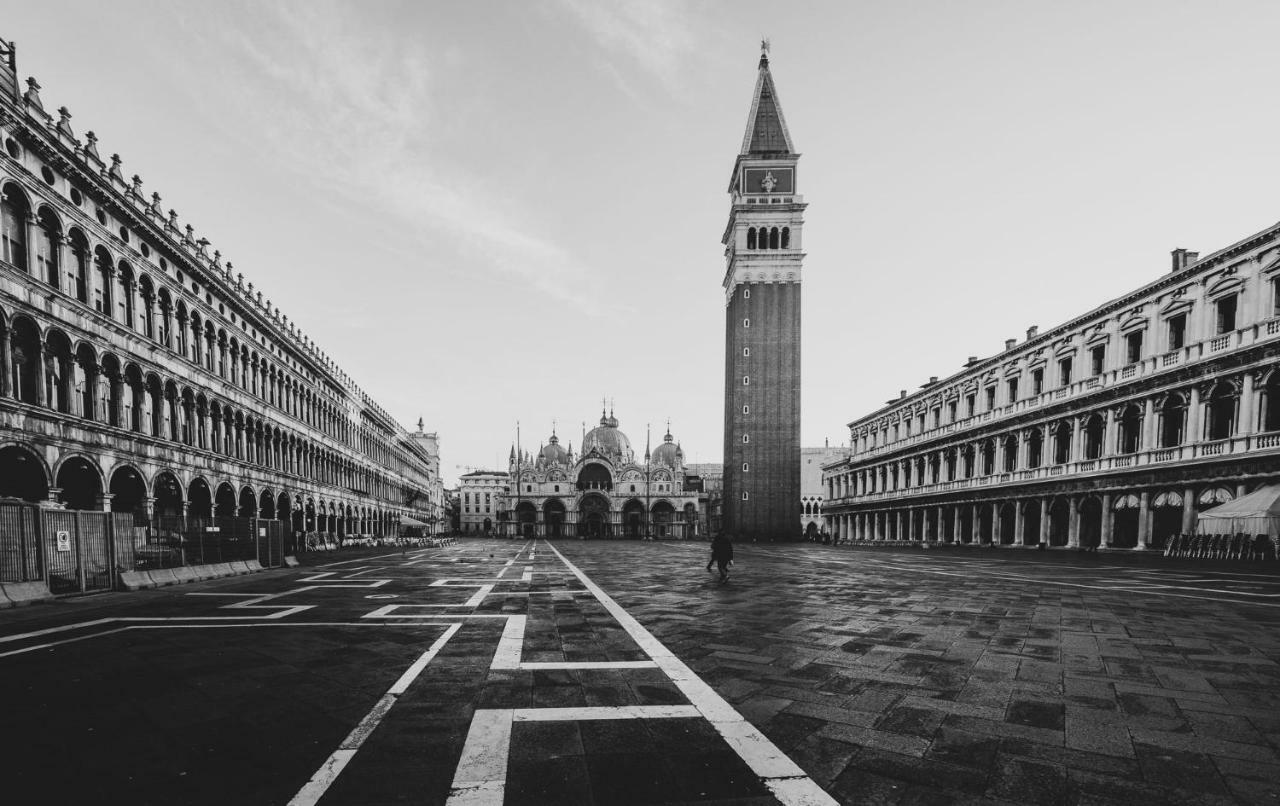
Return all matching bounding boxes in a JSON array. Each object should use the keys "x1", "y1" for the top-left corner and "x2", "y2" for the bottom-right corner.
[
  {"x1": 32, "y1": 340, "x2": 46, "y2": 407},
  {"x1": 95, "y1": 493, "x2": 114, "y2": 513},
  {"x1": 1100, "y1": 492, "x2": 1113, "y2": 548},
  {"x1": 23, "y1": 214, "x2": 37, "y2": 280},
  {"x1": 1103, "y1": 410, "x2": 1117, "y2": 456},
  {"x1": 1014, "y1": 500, "x2": 1025, "y2": 546},
  {"x1": 1187, "y1": 386, "x2": 1202, "y2": 443},
  {"x1": 936, "y1": 505, "x2": 945, "y2": 542},
  {"x1": 1136, "y1": 490, "x2": 1150, "y2": 550},
  {"x1": 1240, "y1": 373, "x2": 1257, "y2": 436},
  {"x1": 0, "y1": 327, "x2": 11, "y2": 398},
  {"x1": 1068, "y1": 496, "x2": 1080, "y2": 548},
  {"x1": 971, "y1": 503, "x2": 981, "y2": 543},
  {"x1": 1141, "y1": 398, "x2": 1156, "y2": 452},
  {"x1": 990, "y1": 502, "x2": 1001, "y2": 545},
  {"x1": 1039, "y1": 498, "x2": 1050, "y2": 546}
]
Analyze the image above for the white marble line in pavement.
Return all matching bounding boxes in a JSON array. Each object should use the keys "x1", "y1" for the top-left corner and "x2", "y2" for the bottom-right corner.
[
  {"x1": 541, "y1": 540, "x2": 838, "y2": 806},
  {"x1": 288, "y1": 622, "x2": 462, "y2": 806},
  {"x1": 445, "y1": 705, "x2": 704, "y2": 806}
]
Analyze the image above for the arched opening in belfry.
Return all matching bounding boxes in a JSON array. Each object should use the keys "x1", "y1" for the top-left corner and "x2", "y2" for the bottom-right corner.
[
  {"x1": 781, "y1": 227, "x2": 790, "y2": 248},
  {"x1": 768, "y1": 227, "x2": 779, "y2": 249},
  {"x1": 746, "y1": 227, "x2": 757, "y2": 249}
]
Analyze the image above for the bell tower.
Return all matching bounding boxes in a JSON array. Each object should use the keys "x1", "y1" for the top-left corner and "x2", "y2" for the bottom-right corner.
[{"x1": 722, "y1": 43, "x2": 804, "y2": 542}]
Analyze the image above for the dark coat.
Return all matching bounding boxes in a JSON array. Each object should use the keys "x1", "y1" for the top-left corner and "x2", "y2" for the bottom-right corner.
[{"x1": 710, "y1": 535, "x2": 734, "y2": 561}]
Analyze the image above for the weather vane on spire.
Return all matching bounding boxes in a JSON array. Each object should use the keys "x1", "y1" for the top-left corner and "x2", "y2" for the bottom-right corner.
[{"x1": 761, "y1": 37, "x2": 770, "y2": 54}]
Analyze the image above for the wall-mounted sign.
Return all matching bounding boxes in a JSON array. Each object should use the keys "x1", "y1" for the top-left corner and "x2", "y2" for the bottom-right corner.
[{"x1": 55, "y1": 531, "x2": 71, "y2": 552}]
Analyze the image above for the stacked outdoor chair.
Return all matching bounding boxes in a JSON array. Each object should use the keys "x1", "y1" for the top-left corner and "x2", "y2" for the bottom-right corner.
[{"x1": 1162, "y1": 532, "x2": 1277, "y2": 560}]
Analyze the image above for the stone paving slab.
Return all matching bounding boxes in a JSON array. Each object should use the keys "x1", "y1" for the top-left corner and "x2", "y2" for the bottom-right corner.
[{"x1": 1, "y1": 539, "x2": 1278, "y2": 803}]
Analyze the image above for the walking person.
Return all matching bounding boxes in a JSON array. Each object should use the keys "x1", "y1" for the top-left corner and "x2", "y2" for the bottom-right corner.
[{"x1": 707, "y1": 532, "x2": 735, "y2": 582}]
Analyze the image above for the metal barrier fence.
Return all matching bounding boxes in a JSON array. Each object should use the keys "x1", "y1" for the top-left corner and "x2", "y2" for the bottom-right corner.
[{"x1": 0, "y1": 501, "x2": 287, "y2": 595}]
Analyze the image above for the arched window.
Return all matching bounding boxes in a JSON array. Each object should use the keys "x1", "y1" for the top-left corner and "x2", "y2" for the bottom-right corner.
[
  {"x1": 962, "y1": 445, "x2": 975, "y2": 478},
  {"x1": 139, "y1": 276, "x2": 155, "y2": 339},
  {"x1": 1002, "y1": 436, "x2": 1018, "y2": 472},
  {"x1": 1053, "y1": 421, "x2": 1072, "y2": 464},
  {"x1": 94, "y1": 247, "x2": 113, "y2": 316},
  {"x1": 10, "y1": 317, "x2": 40, "y2": 405},
  {"x1": 945, "y1": 450, "x2": 957, "y2": 481},
  {"x1": 116, "y1": 262, "x2": 135, "y2": 329},
  {"x1": 1160, "y1": 394, "x2": 1185, "y2": 447},
  {"x1": 1083, "y1": 413, "x2": 1105, "y2": 459},
  {"x1": 35, "y1": 208, "x2": 60, "y2": 289},
  {"x1": 1117, "y1": 404, "x2": 1142, "y2": 454},
  {"x1": 781, "y1": 227, "x2": 790, "y2": 249},
  {"x1": 981, "y1": 441, "x2": 996, "y2": 475},
  {"x1": 68, "y1": 230, "x2": 89, "y2": 303},
  {"x1": 746, "y1": 227, "x2": 756, "y2": 249},
  {"x1": 1, "y1": 185, "x2": 28, "y2": 271},
  {"x1": 769, "y1": 227, "x2": 779, "y2": 249},
  {"x1": 1027, "y1": 428, "x2": 1043, "y2": 468},
  {"x1": 1206, "y1": 382, "x2": 1237, "y2": 441}
]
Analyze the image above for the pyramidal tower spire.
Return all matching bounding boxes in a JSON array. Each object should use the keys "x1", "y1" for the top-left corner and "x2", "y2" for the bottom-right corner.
[{"x1": 721, "y1": 43, "x2": 804, "y2": 542}]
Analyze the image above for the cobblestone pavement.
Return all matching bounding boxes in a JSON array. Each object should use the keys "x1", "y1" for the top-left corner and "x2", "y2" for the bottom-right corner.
[{"x1": 0, "y1": 539, "x2": 1277, "y2": 805}]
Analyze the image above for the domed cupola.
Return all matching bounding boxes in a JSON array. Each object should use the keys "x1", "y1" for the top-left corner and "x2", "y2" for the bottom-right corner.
[
  {"x1": 583, "y1": 406, "x2": 633, "y2": 463},
  {"x1": 651, "y1": 423, "x2": 681, "y2": 467},
  {"x1": 538, "y1": 432, "x2": 569, "y2": 467}
]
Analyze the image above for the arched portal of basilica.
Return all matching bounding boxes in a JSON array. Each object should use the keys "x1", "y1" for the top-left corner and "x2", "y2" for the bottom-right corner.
[{"x1": 501, "y1": 409, "x2": 700, "y2": 539}]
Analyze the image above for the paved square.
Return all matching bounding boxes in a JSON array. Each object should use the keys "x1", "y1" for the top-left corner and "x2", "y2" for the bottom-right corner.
[{"x1": 1, "y1": 539, "x2": 1277, "y2": 804}]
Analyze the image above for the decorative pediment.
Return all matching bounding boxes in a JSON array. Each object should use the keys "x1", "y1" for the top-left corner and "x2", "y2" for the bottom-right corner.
[
  {"x1": 1205, "y1": 276, "x2": 1244, "y2": 299},
  {"x1": 1159, "y1": 298, "x2": 1193, "y2": 318},
  {"x1": 1118, "y1": 314, "x2": 1148, "y2": 333},
  {"x1": 1084, "y1": 331, "x2": 1110, "y2": 347},
  {"x1": 1054, "y1": 343, "x2": 1077, "y2": 358}
]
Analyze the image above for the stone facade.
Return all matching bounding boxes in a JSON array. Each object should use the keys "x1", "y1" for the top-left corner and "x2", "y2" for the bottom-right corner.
[
  {"x1": 721, "y1": 49, "x2": 804, "y2": 542},
  {"x1": 459, "y1": 471, "x2": 508, "y2": 534},
  {"x1": 824, "y1": 224, "x2": 1280, "y2": 550},
  {"x1": 503, "y1": 412, "x2": 700, "y2": 539},
  {"x1": 801, "y1": 446, "x2": 842, "y2": 537},
  {"x1": 0, "y1": 35, "x2": 438, "y2": 537}
]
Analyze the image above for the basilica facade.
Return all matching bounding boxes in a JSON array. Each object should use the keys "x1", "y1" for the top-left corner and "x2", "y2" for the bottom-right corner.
[{"x1": 503, "y1": 410, "x2": 699, "y2": 539}]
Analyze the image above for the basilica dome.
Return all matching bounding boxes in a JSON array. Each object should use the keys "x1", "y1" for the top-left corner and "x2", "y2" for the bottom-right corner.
[
  {"x1": 583, "y1": 410, "x2": 632, "y2": 463},
  {"x1": 537, "y1": 433, "x2": 569, "y2": 467},
  {"x1": 651, "y1": 428, "x2": 682, "y2": 468}
]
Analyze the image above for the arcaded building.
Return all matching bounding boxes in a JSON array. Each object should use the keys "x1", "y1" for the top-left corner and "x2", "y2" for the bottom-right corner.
[
  {"x1": 504, "y1": 411, "x2": 700, "y2": 538},
  {"x1": 721, "y1": 47, "x2": 804, "y2": 541},
  {"x1": 824, "y1": 223, "x2": 1280, "y2": 550},
  {"x1": 0, "y1": 37, "x2": 438, "y2": 537}
]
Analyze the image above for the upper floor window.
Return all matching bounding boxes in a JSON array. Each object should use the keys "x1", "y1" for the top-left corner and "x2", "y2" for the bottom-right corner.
[
  {"x1": 1272, "y1": 278, "x2": 1280, "y2": 318},
  {"x1": 1031, "y1": 368, "x2": 1044, "y2": 396},
  {"x1": 947, "y1": 400, "x2": 958, "y2": 422},
  {"x1": 1216, "y1": 295, "x2": 1237, "y2": 334},
  {"x1": 1006, "y1": 378, "x2": 1019, "y2": 403},
  {"x1": 984, "y1": 386, "x2": 996, "y2": 411},
  {"x1": 965, "y1": 393, "x2": 975, "y2": 417},
  {"x1": 1168, "y1": 314, "x2": 1186, "y2": 350},
  {"x1": 1059, "y1": 356, "x2": 1073, "y2": 387},
  {"x1": 1090, "y1": 345, "x2": 1105, "y2": 376},
  {"x1": 1124, "y1": 330, "x2": 1143, "y2": 364}
]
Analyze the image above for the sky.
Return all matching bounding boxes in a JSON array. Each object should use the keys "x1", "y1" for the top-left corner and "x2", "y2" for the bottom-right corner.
[{"x1": 6, "y1": 1, "x2": 1280, "y2": 486}]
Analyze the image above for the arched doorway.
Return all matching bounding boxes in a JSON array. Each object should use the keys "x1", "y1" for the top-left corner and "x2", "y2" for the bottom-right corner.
[
  {"x1": 214, "y1": 482, "x2": 236, "y2": 517},
  {"x1": 977, "y1": 505, "x2": 993, "y2": 544},
  {"x1": 55, "y1": 456, "x2": 101, "y2": 510},
  {"x1": 482, "y1": 517, "x2": 492, "y2": 534},
  {"x1": 1112, "y1": 494, "x2": 1140, "y2": 548},
  {"x1": 259, "y1": 490, "x2": 276, "y2": 519},
  {"x1": 188, "y1": 477, "x2": 213, "y2": 518},
  {"x1": 578, "y1": 494, "x2": 610, "y2": 539},
  {"x1": 1151, "y1": 491, "x2": 1183, "y2": 549},
  {"x1": 304, "y1": 499, "x2": 316, "y2": 532},
  {"x1": 1021, "y1": 500, "x2": 1042, "y2": 546},
  {"x1": 683, "y1": 503, "x2": 698, "y2": 538},
  {"x1": 1048, "y1": 498, "x2": 1070, "y2": 547},
  {"x1": 277, "y1": 492, "x2": 292, "y2": 526},
  {"x1": 651, "y1": 501, "x2": 675, "y2": 538},
  {"x1": 0, "y1": 444, "x2": 49, "y2": 502},
  {"x1": 515, "y1": 501, "x2": 536, "y2": 538},
  {"x1": 998, "y1": 503, "x2": 1016, "y2": 545},
  {"x1": 238, "y1": 486, "x2": 257, "y2": 518},
  {"x1": 622, "y1": 499, "x2": 645, "y2": 538},
  {"x1": 154, "y1": 471, "x2": 184, "y2": 517},
  {"x1": 1078, "y1": 497, "x2": 1103, "y2": 549},
  {"x1": 543, "y1": 499, "x2": 565, "y2": 538},
  {"x1": 109, "y1": 466, "x2": 146, "y2": 514},
  {"x1": 805, "y1": 521, "x2": 818, "y2": 539}
]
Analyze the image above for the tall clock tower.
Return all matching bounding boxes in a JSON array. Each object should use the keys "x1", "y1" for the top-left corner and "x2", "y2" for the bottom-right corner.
[{"x1": 722, "y1": 45, "x2": 804, "y2": 542}]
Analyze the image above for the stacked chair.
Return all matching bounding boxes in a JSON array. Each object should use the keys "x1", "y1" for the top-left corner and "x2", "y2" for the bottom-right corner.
[{"x1": 1162, "y1": 532, "x2": 1276, "y2": 560}]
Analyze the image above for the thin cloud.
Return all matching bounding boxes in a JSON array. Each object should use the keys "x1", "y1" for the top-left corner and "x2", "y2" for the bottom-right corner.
[
  {"x1": 552, "y1": 0, "x2": 700, "y2": 97},
  {"x1": 174, "y1": 1, "x2": 609, "y2": 313}
]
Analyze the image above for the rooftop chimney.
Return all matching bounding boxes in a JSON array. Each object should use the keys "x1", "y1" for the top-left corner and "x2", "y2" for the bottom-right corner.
[
  {"x1": 929, "y1": 375, "x2": 938, "y2": 383},
  {"x1": 1026, "y1": 325, "x2": 1038, "y2": 340},
  {"x1": 899, "y1": 389, "x2": 907, "y2": 399},
  {"x1": 1004, "y1": 338, "x2": 1017, "y2": 350},
  {"x1": 965, "y1": 356, "x2": 979, "y2": 367},
  {"x1": 1170, "y1": 248, "x2": 1198, "y2": 273}
]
